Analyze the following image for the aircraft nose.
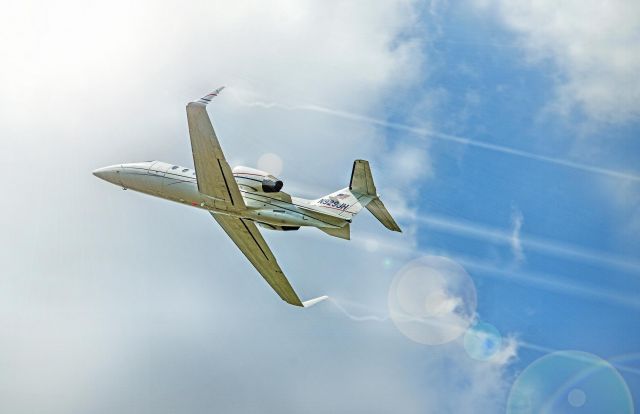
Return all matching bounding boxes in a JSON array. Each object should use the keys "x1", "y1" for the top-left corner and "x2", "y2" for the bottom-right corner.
[
  {"x1": 92, "y1": 167, "x2": 106, "y2": 179},
  {"x1": 92, "y1": 165, "x2": 121, "y2": 185}
]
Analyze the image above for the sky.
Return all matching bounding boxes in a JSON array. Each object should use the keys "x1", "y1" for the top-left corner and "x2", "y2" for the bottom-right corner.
[{"x1": 0, "y1": 0, "x2": 638, "y2": 413}]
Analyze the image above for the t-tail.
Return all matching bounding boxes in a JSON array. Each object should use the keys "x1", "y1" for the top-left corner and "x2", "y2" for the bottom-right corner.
[{"x1": 311, "y1": 160, "x2": 402, "y2": 239}]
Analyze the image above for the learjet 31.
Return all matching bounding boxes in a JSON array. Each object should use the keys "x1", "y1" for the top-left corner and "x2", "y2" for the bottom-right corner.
[{"x1": 93, "y1": 88, "x2": 401, "y2": 307}]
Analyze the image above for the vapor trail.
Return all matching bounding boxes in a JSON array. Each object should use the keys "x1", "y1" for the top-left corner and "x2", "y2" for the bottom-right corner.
[
  {"x1": 354, "y1": 229, "x2": 640, "y2": 311},
  {"x1": 519, "y1": 341, "x2": 640, "y2": 376},
  {"x1": 414, "y1": 213, "x2": 640, "y2": 274},
  {"x1": 327, "y1": 297, "x2": 389, "y2": 322},
  {"x1": 329, "y1": 298, "x2": 472, "y2": 328},
  {"x1": 328, "y1": 298, "x2": 640, "y2": 376},
  {"x1": 453, "y1": 256, "x2": 640, "y2": 311},
  {"x1": 348, "y1": 233, "x2": 640, "y2": 311},
  {"x1": 234, "y1": 97, "x2": 640, "y2": 183},
  {"x1": 236, "y1": 94, "x2": 640, "y2": 274}
]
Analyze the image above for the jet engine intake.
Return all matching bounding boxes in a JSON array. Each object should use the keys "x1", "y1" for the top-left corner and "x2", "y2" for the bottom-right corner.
[{"x1": 262, "y1": 178, "x2": 283, "y2": 193}]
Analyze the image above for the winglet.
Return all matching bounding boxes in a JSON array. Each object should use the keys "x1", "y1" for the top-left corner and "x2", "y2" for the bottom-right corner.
[
  {"x1": 302, "y1": 295, "x2": 329, "y2": 308},
  {"x1": 195, "y1": 86, "x2": 226, "y2": 105}
]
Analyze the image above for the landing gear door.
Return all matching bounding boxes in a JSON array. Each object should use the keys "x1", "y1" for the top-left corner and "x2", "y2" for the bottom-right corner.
[{"x1": 147, "y1": 161, "x2": 169, "y2": 194}]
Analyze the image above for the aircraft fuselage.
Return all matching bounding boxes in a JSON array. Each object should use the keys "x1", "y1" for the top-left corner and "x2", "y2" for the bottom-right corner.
[{"x1": 93, "y1": 161, "x2": 347, "y2": 230}]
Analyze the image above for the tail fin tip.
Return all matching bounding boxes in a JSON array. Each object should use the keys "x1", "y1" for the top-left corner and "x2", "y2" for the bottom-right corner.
[{"x1": 349, "y1": 159, "x2": 377, "y2": 196}]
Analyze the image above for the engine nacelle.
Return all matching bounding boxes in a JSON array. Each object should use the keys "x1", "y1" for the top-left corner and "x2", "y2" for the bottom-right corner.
[
  {"x1": 262, "y1": 177, "x2": 283, "y2": 193},
  {"x1": 257, "y1": 223, "x2": 300, "y2": 231},
  {"x1": 232, "y1": 166, "x2": 283, "y2": 193}
]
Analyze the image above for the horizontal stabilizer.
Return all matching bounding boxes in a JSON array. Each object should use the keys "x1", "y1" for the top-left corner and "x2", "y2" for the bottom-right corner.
[
  {"x1": 302, "y1": 295, "x2": 329, "y2": 308},
  {"x1": 319, "y1": 224, "x2": 351, "y2": 240},
  {"x1": 366, "y1": 198, "x2": 402, "y2": 232}
]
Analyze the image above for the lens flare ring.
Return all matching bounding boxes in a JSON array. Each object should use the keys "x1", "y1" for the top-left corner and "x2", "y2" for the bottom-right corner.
[{"x1": 388, "y1": 256, "x2": 477, "y2": 345}]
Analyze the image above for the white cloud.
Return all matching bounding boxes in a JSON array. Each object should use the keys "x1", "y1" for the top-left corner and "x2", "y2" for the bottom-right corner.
[
  {"x1": 389, "y1": 256, "x2": 478, "y2": 346},
  {"x1": 470, "y1": 1, "x2": 640, "y2": 249},
  {"x1": 411, "y1": 338, "x2": 518, "y2": 413},
  {"x1": 0, "y1": 1, "x2": 520, "y2": 413},
  {"x1": 475, "y1": 0, "x2": 640, "y2": 125},
  {"x1": 387, "y1": 143, "x2": 434, "y2": 186},
  {"x1": 490, "y1": 335, "x2": 519, "y2": 366},
  {"x1": 600, "y1": 177, "x2": 640, "y2": 240},
  {"x1": 510, "y1": 206, "x2": 525, "y2": 264}
]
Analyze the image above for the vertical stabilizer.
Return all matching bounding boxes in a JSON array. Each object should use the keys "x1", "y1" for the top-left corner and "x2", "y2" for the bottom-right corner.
[
  {"x1": 350, "y1": 159, "x2": 377, "y2": 195},
  {"x1": 349, "y1": 160, "x2": 402, "y2": 232}
]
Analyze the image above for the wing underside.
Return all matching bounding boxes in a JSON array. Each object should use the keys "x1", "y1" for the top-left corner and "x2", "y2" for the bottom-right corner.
[
  {"x1": 190, "y1": 89, "x2": 326, "y2": 308},
  {"x1": 186, "y1": 92, "x2": 245, "y2": 209},
  {"x1": 211, "y1": 213, "x2": 318, "y2": 307}
]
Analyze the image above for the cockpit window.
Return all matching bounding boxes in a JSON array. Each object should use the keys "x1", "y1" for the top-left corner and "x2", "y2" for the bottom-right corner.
[
  {"x1": 171, "y1": 166, "x2": 179, "y2": 170},
  {"x1": 182, "y1": 168, "x2": 189, "y2": 172}
]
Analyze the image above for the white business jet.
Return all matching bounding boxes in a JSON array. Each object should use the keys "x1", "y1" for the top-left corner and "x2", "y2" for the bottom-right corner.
[{"x1": 93, "y1": 88, "x2": 401, "y2": 307}]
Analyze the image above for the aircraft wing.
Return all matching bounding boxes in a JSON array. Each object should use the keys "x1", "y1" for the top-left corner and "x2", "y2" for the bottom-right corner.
[
  {"x1": 187, "y1": 88, "x2": 245, "y2": 210},
  {"x1": 210, "y1": 213, "x2": 327, "y2": 307}
]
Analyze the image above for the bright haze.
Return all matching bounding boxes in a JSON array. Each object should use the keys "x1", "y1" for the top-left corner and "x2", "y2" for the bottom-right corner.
[{"x1": 0, "y1": 1, "x2": 638, "y2": 413}]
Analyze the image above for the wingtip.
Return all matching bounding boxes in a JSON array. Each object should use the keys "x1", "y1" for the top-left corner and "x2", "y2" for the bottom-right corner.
[
  {"x1": 192, "y1": 86, "x2": 226, "y2": 105},
  {"x1": 302, "y1": 295, "x2": 329, "y2": 308}
]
